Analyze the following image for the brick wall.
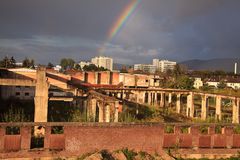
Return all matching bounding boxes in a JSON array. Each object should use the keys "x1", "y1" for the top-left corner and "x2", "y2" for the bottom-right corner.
[{"x1": 1, "y1": 123, "x2": 240, "y2": 159}]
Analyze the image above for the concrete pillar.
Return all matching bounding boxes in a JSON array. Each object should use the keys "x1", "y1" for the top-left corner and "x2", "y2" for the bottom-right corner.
[
  {"x1": 114, "y1": 101, "x2": 119, "y2": 122},
  {"x1": 168, "y1": 93, "x2": 172, "y2": 104},
  {"x1": 160, "y1": 92, "x2": 165, "y2": 107},
  {"x1": 186, "y1": 92, "x2": 194, "y2": 117},
  {"x1": 154, "y1": 92, "x2": 158, "y2": 106},
  {"x1": 232, "y1": 98, "x2": 239, "y2": 123},
  {"x1": 176, "y1": 94, "x2": 181, "y2": 113},
  {"x1": 105, "y1": 104, "x2": 110, "y2": 122},
  {"x1": 215, "y1": 96, "x2": 222, "y2": 121},
  {"x1": 148, "y1": 92, "x2": 152, "y2": 105},
  {"x1": 123, "y1": 91, "x2": 126, "y2": 99},
  {"x1": 90, "y1": 99, "x2": 97, "y2": 122},
  {"x1": 34, "y1": 67, "x2": 49, "y2": 122},
  {"x1": 142, "y1": 92, "x2": 146, "y2": 104},
  {"x1": 95, "y1": 72, "x2": 98, "y2": 84},
  {"x1": 98, "y1": 102, "x2": 104, "y2": 122},
  {"x1": 117, "y1": 93, "x2": 121, "y2": 99},
  {"x1": 201, "y1": 95, "x2": 208, "y2": 120},
  {"x1": 136, "y1": 91, "x2": 140, "y2": 103}
]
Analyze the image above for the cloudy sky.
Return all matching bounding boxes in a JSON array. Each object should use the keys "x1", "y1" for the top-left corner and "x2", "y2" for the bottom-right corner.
[{"x1": 0, "y1": 0, "x2": 240, "y2": 65}]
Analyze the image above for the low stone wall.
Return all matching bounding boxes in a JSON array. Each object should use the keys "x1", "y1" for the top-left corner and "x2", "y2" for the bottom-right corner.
[{"x1": 1, "y1": 122, "x2": 240, "y2": 159}]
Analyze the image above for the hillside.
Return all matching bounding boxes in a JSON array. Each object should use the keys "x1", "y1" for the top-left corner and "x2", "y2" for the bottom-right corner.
[{"x1": 180, "y1": 58, "x2": 240, "y2": 72}]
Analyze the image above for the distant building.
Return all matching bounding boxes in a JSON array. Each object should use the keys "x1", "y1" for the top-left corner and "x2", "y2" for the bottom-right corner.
[
  {"x1": 15, "y1": 62, "x2": 23, "y2": 67},
  {"x1": 91, "y1": 56, "x2": 113, "y2": 71},
  {"x1": 79, "y1": 61, "x2": 92, "y2": 69},
  {"x1": 53, "y1": 65, "x2": 62, "y2": 72},
  {"x1": 134, "y1": 64, "x2": 156, "y2": 73},
  {"x1": 153, "y1": 59, "x2": 176, "y2": 72},
  {"x1": 193, "y1": 78, "x2": 203, "y2": 89},
  {"x1": 1, "y1": 86, "x2": 35, "y2": 100}
]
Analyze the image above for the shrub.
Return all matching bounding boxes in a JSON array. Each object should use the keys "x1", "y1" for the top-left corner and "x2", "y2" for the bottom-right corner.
[
  {"x1": 165, "y1": 125, "x2": 174, "y2": 133},
  {"x1": 1, "y1": 106, "x2": 30, "y2": 122},
  {"x1": 121, "y1": 148, "x2": 137, "y2": 160}
]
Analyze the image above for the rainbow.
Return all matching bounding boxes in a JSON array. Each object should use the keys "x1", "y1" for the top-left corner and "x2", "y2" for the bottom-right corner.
[{"x1": 98, "y1": 0, "x2": 141, "y2": 54}]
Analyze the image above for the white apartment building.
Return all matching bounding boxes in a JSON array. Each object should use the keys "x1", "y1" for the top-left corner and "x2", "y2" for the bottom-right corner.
[
  {"x1": 153, "y1": 59, "x2": 177, "y2": 72},
  {"x1": 91, "y1": 56, "x2": 113, "y2": 71},
  {"x1": 134, "y1": 64, "x2": 156, "y2": 73}
]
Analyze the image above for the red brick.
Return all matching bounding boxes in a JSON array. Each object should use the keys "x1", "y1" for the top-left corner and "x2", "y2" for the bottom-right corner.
[
  {"x1": 179, "y1": 134, "x2": 192, "y2": 148},
  {"x1": 213, "y1": 135, "x2": 226, "y2": 148},
  {"x1": 4, "y1": 135, "x2": 21, "y2": 151},
  {"x1": 49, "y1": 134, "x2": 65, "y2": 150},
  {"x1": 232, "y1": 134, "x2": 240, "y2": 148},
  {"x1": 199, "y1": 135, "x2": 211, "y2": 148},
  {"x1": 163, "y1": 134, "x2": 177, "y2": 148}
]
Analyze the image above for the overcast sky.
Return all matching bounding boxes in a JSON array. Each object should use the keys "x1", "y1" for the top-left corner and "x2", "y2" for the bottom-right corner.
[{"x1": 0, "y1": 0, "x2": 240, "y2": 64}]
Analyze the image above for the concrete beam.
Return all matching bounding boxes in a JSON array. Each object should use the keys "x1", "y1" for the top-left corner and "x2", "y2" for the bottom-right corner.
[
  {"x1": 0, "y1": 78, "x2": 36, "y2": 86},
  {"x1": 98, "y1": 102, "x2": 104, "y2": 123},
  {"x1": 168, "y1": 93, "x2": 172, "y2": 104},
  {"x1": 148, "y1": 92, "x2": 152, "y2": 105},
  {"x1": 105, "y1": 104, "x2": 110, "y2": 122},
  {"x1": 232, "y1": 98, "x2": 239, "y2": 124},
  {"x1": 176, "y1": 94, "x2": 181, "y2": 113},
  {"x1": 215, "y1": 96, "x2": 222, "y2": 121},
  {"x1": 114, "y1": 101, "x2": 119, "y2": 122},
  {"x1": 49, "y1": 97, "x2": 74, "y2": 101},
  {"x1": 34, "y1": 68, "x2": 49, "y2": 122},
  {"x1": 201, "y1": 95, "x2": 208, "y2": 120},
  {"x1": 187, "y1": 92, "x2": 194, "y2": 118},
  {"x1": 160, "y1": 92, "x2": 165, "y2": 107}
]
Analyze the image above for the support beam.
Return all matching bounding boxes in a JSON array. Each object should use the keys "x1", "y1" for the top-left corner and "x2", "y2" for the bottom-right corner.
[
  {"x1": 215, "y1": 96, "x2": 222, "y2": 121},
  {"x1": 201, "y1": 95, "x2": 208, "y2": 120},
  {"x1": 0, "y1": 79, "x2": 36, "y2": 86},
  {"x1": 90, "y1": 99, "x2": 97, "y2": 122},
  {"x1": 34, "y1": 68, "x2": 49, "y2": 122},
  {"x1": 186, "y1": 92, "x2": 194, "y2": 117},
  {"x1": 105, "y1": 104, "x2": 110, "y2": 122},
  {"x1": 142, "y1": 92, "x2": 146, "y2": 104},
  {"x1": 232, "y1": 98, "x2": 239, "y2": 124},
  {"x1": 154, "y1": 92, "x2": 158, "y2": 106},
  {"x1": 176, "y1": 94, "x2": 181, "y2": 113},
  {"x1": 98, "y1": 103, "x2": 104, "y2": 122},
  {"x1": 148, "y1": 92, "x2": 152, "y2": 105},
  {"x1": 168, "y1": 93, "x2": 172, "y2": 104},
  {"x1": 114, "y1": 101, "x2": 119, "y2": 122},
  {"x1": 160, "y1": 92, "x2": 165, "y2": 107}
]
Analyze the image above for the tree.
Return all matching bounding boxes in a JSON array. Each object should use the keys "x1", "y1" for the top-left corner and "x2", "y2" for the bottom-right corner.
[
  {"x1": 201, "y1": 83, "x2": 210, "y2": 91},
  {"x1": 217, "y1": 80, "x2": 227, "y2": 89},
  {"x1": 22, "y1": 58, "x2": 30, "y2": 68},
  {"x1": 30, "y1": 59, "x2": 35, "y2": 69},
  {"x1": 173, "y1": 64, "x2": 187, "y2": 78},
  {"x1": 0, "y1": 56, "x2": 16, "y2": 68},
  {"x1": 47, "y1": 62, "x2": 54, "y2": 69},
  {"x1": 22, "y1": 58, "x2": 35, "y2": 68},
  {"x1": 82, "y1": 64, "x2": 108, "y2": 71},
  {"x1": 165, "y1": 75, "x2": 194, "y2": 90},
  {"x1": 60, "y1": 58, "x2": 75, "y2": 70},
  {"x1": 74, "y1": 64, "x2": 81, "y2": 71},
  {"x1": 9, "y1": 56, "x2": 16, "y2": 68}
]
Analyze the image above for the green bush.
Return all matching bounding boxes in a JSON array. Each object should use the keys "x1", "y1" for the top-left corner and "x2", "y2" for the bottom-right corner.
[
  {"x1": 181, "y1": 126, "x2": 190, "y2": 134},
  {"x1": 1, "y1": 106, "x2": 30, "y2": 122},
  {"x1": 165, "y1": 125, "x2": 174, "y2": 133},
  {"x1": 234, "y1": 126, "x2": 240, "y2": 134},
  {"x1": 215, "y1": 125, "x2": 223, "y2": 134},
  {"x1": 200, "y1": 126, "x2": 209, "y2": 134},
  {"x1": 121, "y1": 148, "x2": 137, "y2": 160}
]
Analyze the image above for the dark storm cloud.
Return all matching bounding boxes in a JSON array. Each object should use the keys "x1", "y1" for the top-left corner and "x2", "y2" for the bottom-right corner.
[{"x1": 0, "y1": 0, "x2": 240, "y2": 64}]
